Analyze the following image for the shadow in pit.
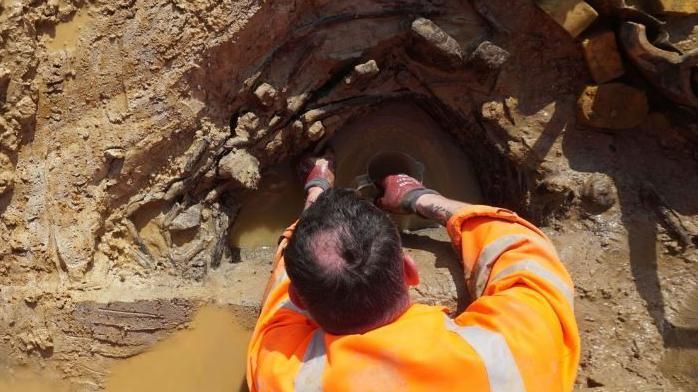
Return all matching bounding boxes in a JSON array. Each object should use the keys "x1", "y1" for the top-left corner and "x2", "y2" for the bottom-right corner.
[
  {"x1": 401, "y1": 232, "x2": 472, "y2": 314},
  {"x1": 560, "y1": 113, "x2": 698, "y2": 352}
]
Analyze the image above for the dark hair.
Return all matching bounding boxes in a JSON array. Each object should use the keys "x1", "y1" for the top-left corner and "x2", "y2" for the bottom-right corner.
[{"x1": 285, "y1": 188, "x2": 407, "y2": 334}]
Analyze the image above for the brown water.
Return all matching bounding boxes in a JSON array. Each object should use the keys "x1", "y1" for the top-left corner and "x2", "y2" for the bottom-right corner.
[
  {"x1": 45, "y1": 9, "x2": 92, "y2": 51},
  {"x1": 229, "y1": 165, "x2": 306, "y2": 248},
  {"x1": 106, "y1": 306, "x2": 252, "y2": 392},
  {"x1": 229, "y1": 101, "x2": 483, "y2": 248}
]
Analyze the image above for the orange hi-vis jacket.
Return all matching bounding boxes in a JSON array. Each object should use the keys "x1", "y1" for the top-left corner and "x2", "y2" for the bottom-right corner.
[{"x1": 247, "y1": 205, "x2": 580, "y2": 391}]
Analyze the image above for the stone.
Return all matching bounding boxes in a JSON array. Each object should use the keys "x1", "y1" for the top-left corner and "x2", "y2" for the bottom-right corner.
[
  {"x1": 18, "y1": 328, "x2": 53, "y2": 353},
  {"x1": 409, "y1": 18, "x2": 465, "y2": 70},
  {"x1": 217, "y1": 149, "x2": 261, "y2": 189},
  {"x1": 15, "y1": 95, "x2": 36, "y2": 123},
  {"x1": 169, "y1": 204, "x2": 202, "y2": 231},
  {"x1": 286, "y1": 93, "x2": 309, "y2": 113},
  {"x1": 0, "y1": 117, "x2": 19, "y2": 151},
  {"x1": 658, "y1": 0, "x2": 698, "y2": 14},
  {"x1": 469, "y1": 41, "x2": 510, "y2": 72},
  {"x1": 0, "y1": 152, "x2": 14, "y2": 195},
  {"x1": 104, "y1": 147, "x2": 125, "y2": 160},
  {"x1": 535, "y1": 0, "x2": 599, "y2": 38},
  {"x1": 233, "y1": 111, "x2": 261, "y2": 139},
  {"x1": 581, "y1": 173, "x2": 617, "y2": 213},
  {"x1": 344, "y1": 60, "x2": 380, "y2": 85},
  {"x1": 307, "y1": 121, "x2": 325, "y2": 141},
  {"x1": 253, "y1": 82, "x2": 278, "y2": 107},
  {"x1": 582, "y1": 31, "x2": 625, "y2": 83},
  {"x1": 577, "y1": 83, "x2": 648, "y2": 129}
]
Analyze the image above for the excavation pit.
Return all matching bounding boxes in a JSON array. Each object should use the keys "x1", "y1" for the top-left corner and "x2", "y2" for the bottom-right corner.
[
  {"x1": 1, "y1": 0, "x2": 697, "y2": 390},
  {"x1": 228, "y1": 101, "x2": 484, "y2": 249}
]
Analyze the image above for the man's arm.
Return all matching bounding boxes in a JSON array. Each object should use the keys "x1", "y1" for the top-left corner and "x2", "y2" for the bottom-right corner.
[
  {"x1": 414, "y1": 193, "x2": 468, "y2": 225},
  {"x1": 378, "y1": 175, "x2": 580, "y2": 391},
  {"x1": 428, "y1": 195, "x2": 579, "y2": 391}
]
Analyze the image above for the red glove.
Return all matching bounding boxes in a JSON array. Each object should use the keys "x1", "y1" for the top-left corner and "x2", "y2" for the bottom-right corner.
[
  {"x1": 376, "y1": 174, "x2": 439, "y2": 214},
  {"x1": 297, "y1": 150, "x2": 335, "y2": 192}
]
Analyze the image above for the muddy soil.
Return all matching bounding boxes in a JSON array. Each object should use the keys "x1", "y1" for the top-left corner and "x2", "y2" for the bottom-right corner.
[{"x1": 0, "y1": 0, "x2": 697, "y2": 391}]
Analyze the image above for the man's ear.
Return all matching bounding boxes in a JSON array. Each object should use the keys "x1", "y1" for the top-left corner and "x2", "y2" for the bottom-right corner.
[
  {"x1": 289, "y1": 283, "x2": 307, "y2": 310},
  {"x1": 403, "y1": 252, "x2": 420, "y2": 286}
]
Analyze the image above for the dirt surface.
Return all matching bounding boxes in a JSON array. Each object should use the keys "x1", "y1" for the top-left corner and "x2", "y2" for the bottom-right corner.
[{"x1": 0, "y1": 0, "x2": 697, "y2": 390}]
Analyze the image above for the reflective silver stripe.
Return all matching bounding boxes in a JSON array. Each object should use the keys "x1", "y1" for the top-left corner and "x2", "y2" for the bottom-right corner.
[
  {"x1": 278, "y1": 299, "x2": 311, "y2": 318},
  {"x1": 471, "y1": 235, "x2": 530, "y2": 297},
  {"x1": 471, "y1": 234, "x2": 560, "y2": 298},
  {"x1": 294, "y1": 329, "x2": 326, "y2": 392},
  {"x1": 491, "y1": 259, "x2": 575, "y2": 309},
  {"x1": 444, "y1": 317, "x2": 525, "y2": 392}
]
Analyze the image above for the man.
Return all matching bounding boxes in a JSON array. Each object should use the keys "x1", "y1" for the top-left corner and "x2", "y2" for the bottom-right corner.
[{"x1": 246, "y1": 152, "x2": 579, "y2": 391}]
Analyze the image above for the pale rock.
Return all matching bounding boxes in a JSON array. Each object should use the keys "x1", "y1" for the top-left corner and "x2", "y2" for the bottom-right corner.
[
  {"x1": 345, "y1": 60, "x2": 380, "y2": 85},
  {"x1": 104, "y1": 147, "x2": 125, "y2": 160},
  {"x1": 169, "y1": 204, "x2": 202, "y2": 231},
  {"x1": 581, "y1": 173, "x2": 617, "y2": 213},
  {"x1": 0, "y1": 152, "x2": 14, "y2": 195},
  {"x1": 307, "y1": 121, "x2": 325, "y2": 141},
  {"x1": 0, "y1": 117, "x2": 19, "y2": 151},
  {"x1": 468, "y1": 41, "x2": 510, "y2": 86},
  {"x1": 577, "y1": 83, "x2": 648, "y2": 129},
  {"x1": 286, "y1": 93, "x2": 309, "y2": 113},
  {"x1": 253, "y1": 82, "x2": 278, "y2": 107},
  {"x1": 18, "y1": 328, "x2": 53, "y2": 353},
  {"x1": 658, "y1": 0, "x2": 698, "y2": 14},
  {"x1": 15, "y1": 95, "x2": 36, "y2": 123},
  {"x1": 409, "y1": 18, "x2": 465, "y2": 70},
  {"x1": 217, "y1": 149, "x2": 261, "y2": 189},
  {"x1": 582, "y1": 31, "x2": 625, "y2": 83},
  {"x1": 233, "y1": 112, "x2": 260, "y2": 139},
  {"x1": 535, "y1": 0, "x2": 598, "y2": 38}
]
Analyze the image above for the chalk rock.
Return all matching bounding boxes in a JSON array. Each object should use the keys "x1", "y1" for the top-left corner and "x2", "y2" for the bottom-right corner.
[
  {"x1": 535, "y1": 0, "x2": 599, "y2": 38},
  {"x1": 218, "y1": 149, "x2": 261, "y2": 189},
  {"x1": 104, "y1": 147, "x2": 125, "y2": 160},
  {"x1": 0, "y1": 116, "x2": 19, "y2": 151},
  {"x1": 582, "y1": 31, "x2": 625, "y2": 83},
  {"x1": 15, "y1": 95, "x2": 36, "y2": 123},
  {"x1": 233, "y1": 111, "x2": 261, "y2": 139},
  {"x1": 0, "y1": 152, "x2": 14, "y2": 195},
  {"x1": 469, "y1": 41, "x2": 510, "y2": 71},
  {"x1": 307, "y1": 121, "x2": 325, "y2": 141},
  {"x1": 344, "y1": 60, "x2": 380, "y2": 85},
  {"x1": 658, "y1": 0, "x2": 698, "y2": 14},
  {"x1": 169, "y1": 204, "x2": 202, "y2": 231},
  {"x1": 577, "y1": 83, "x2": 648, "y2": 129},
  {"x1": 409, "y1": 18, "x2": 465, "y2": 70},
  {"x1": 18, "y1": 328, "x2": 53, "y2": 353},
  {"x1": 581, "y1": 173, "x2": 616, "y2": 213},
  {"x1": 286, "y1": 93, "x2": 309, "y2": 113},
  {"x1": 253, "y1": 83, "x2": 278, "y2": 107}
]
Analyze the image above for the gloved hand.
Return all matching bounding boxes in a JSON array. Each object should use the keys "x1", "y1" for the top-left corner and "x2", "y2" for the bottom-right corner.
[
  {"x1": 297, "y1": 149, "x2": 335, "y2": 193},
  {"x1": 376, "y1": 174, "x2": 439, "y2": 214}
]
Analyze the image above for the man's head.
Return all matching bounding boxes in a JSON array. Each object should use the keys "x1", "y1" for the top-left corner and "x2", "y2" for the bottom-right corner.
[{"x1": 285, "y1": 188, "x2": 419, "y2": 335}]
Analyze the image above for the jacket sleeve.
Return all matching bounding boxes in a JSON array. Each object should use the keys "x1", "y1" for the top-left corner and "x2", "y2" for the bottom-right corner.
[
  {"x1": 447, "y1": 205, "x2": 580, "y2": 391},
  {"x1": 246, "y1": 223, "x2": 316, "y2": 392}
]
